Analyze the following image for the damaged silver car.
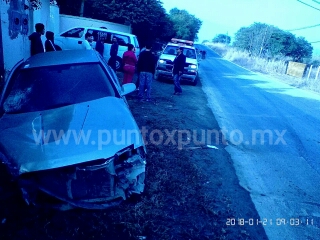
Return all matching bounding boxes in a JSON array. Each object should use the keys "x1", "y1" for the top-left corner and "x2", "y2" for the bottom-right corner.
[{"x1": 0, "y1": 50, "x2": 146, "y2": 209}]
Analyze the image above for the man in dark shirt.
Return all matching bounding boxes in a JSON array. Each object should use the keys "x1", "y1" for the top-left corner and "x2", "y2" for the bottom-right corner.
[
  {"x1": 137, "y1": 43, "x2": 156, "y2": 101},
  {"x1": 109, "y1": 37, "x2": 119, "y2": 71},
  {"x1": 28, "y1": 23, "x2": 45, "y2": 56},
  {"x1": 172, "y1": 47, "x2": 186, "y2": 95}
]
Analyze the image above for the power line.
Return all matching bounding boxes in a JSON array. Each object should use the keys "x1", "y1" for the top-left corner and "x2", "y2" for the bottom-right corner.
[
  {"x1": 297, "y1": 0, "x2": 320, "y2": 11},
  {"x1": 310, "y1": 40, "x2": 320, "y2": 43},
  {"x1": 312, "y1": 0, "x2": 320, "y2": 4},
  {"x1": 287, "y1": 23, "x2": 320, "y2": 31}
]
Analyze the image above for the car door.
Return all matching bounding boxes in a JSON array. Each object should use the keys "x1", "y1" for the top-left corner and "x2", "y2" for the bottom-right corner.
[
  {"x1": 110, "y1": 33, "x2": 131, "y2": 58},
  {"x1": 55, "y1": 27, "x2": 86, "y2": 50},
  {"x1": 86, "y1": 29, "x2": 111, "y2": 58}
]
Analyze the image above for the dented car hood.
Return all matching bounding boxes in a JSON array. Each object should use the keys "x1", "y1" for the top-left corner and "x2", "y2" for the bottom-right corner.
[{"x1": 0, "y1": 97, "x2": 144, "y2": 174}]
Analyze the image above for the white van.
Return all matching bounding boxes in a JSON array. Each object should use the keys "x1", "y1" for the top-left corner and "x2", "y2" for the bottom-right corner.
[{"x1": 54, "y1": 27, "x2": 140, "y2": 70}]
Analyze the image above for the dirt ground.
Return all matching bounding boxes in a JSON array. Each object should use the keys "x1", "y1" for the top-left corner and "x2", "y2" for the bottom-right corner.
[{"x1": 0, "y1": 74, "x2": 268, "y2": 239}]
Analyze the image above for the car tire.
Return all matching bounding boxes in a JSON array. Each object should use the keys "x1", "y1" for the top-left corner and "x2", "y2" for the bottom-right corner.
[
  {"x1": 154, "y1": 71, "x2": 161, "y2": 81},
  {"x1": 116, "y1": 56, "x2": 123, "y2": 71},
  {"x1": 192, "y1": 75, "x2": 198, "y2": 86}
]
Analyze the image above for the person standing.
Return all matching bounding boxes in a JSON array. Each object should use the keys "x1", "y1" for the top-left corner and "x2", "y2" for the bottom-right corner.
[
  {"x1": 45, "y1": 31, "x2": 56, "y2": 52},
  {"x1": 122, "y1": 44, "x2": 137, "y2": 84},
  {"x1": 28, "y1": 23, "x2": 45, "y2": 56},
  {"x1": 135, "y1": 45, "x2": 147, "y2": 89},
  {"x1": 137, "y1": 43, "x2": 156, "y2": 101},
  {"x1": 172, "y1": 47, "x2": 186, "y2": 95},
  {"x1": 202, "y1": 50, "x2": 206, "y2": 59},
  {"x1": 109, "y1": 37, "x2": 119, "y2": 71},
  {"x1": 95, "y1": 34, "x2": 105, "y2": 56},
  {"x1": 82, "y1": 32, "x2": 94, "y2": 49}
]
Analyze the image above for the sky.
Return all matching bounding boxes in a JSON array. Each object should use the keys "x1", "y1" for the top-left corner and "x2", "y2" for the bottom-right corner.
[{"x1": 160, "y1": 0, "x2": 320, "y2": 52}]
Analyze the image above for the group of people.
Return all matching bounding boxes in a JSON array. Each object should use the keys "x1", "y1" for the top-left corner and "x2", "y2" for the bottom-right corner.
[
  {"x1": 28, "y1": 23, "x2": 187, "y2": 101},
  {"x1": 118, "y1": 42, "x2": 154, "y2": 101},
  {"x1": 28, "y1": 23, "x2": 61, "y2": 56},
  {"x1": 120, "y1": 44, "x2": 186, "y2": 101}
]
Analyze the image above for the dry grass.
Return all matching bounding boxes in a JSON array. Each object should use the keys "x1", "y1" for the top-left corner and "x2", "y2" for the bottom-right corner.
[{"x1": 205, "y1": 42, "x2": 320, "y2": 94}]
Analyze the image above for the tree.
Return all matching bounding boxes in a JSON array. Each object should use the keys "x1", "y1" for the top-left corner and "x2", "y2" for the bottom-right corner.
[
  {"x1": 267, "y1": 29, "x2": 296, "y2": 57},
  {"x1": 212, "y1": 34, "x2": 231, "y2": 44},
  {"x1": 168, "y1": 8, "x2": 202, "y2": 41},
  {"x1": 233, "y1": 22, "x2": 313, "y2": 60},
  {"x1": 291, "y1": 37, "x2": 313, "y2": 61},
  {"x1": 57, "y1": 0, "x2": 83, "y2": 16},
  {"x1": 57, "y1": 0, "x2": 175, "y2": 46},
  {"x1": 233, "y1": 22, "x2": 275, "y2": 56}
]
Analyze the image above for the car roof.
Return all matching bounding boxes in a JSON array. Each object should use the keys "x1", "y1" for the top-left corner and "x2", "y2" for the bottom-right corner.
[
  {"x1": 69, "y1": 26, "x2": 137, "y2": 37},
  {"x1": 166, "y1": 43, "x2": 195, "y2": 49},
  {"x1": 24, "y1": 50, "x2": 100, "y2": 68}
]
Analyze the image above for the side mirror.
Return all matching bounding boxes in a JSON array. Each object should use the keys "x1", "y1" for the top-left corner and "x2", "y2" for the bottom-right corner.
[{"x1": 121, "y1": 83, "x2": 136, "y2": 96}]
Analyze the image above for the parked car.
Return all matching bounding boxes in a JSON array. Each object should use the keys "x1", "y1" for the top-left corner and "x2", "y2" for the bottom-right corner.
[
  {"x1": 0, "y1": 50, "x2": 146, "y2": 209},
  {"x1": 155, "y1": 38, "x2": 199, "y2": 86},
  {"x1": 54, "y1": 27, "x2": 141, "y2": 71}
]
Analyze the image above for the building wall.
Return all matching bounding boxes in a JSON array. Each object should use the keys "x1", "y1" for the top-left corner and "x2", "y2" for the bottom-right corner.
[
  {"x1": 0, "y1": 0, "x2": 29, "y2": 79},
  {"x1": 0, "y1": 0, "x2": 56, "y2": 82},
  {"x1": 59, "y1": 14, "x2": 132, "y2": 34}
]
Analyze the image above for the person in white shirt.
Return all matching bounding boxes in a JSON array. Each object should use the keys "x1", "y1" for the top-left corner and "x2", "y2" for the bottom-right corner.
[{"x1": 82, "y1": 32, "x2": 94, "y2": 49}]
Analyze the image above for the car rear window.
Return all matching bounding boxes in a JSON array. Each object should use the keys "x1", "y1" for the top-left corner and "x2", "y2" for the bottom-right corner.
[{"x1": 3, "y1": 63, "x2": 119, "y2": 113}]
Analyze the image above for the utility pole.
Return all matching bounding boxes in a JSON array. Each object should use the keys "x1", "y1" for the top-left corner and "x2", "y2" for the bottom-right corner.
[{"x1": 80, "y1": 0, "x2": 85, "y2": 17}]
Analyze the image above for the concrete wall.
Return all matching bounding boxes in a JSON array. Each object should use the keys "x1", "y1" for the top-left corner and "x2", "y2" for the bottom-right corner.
[
  {"x1": 0, "y1": 0, "x2": 57, "y2": 82},
  {"x1": 0, "y1": 1, "x2": 129, "y2": 83},
  {"x1": 59, "y1": 14, "x2": 131, "y2": 34},
  {"x1": 0, "y1": 0, "x2": 30, "y2": 79}
]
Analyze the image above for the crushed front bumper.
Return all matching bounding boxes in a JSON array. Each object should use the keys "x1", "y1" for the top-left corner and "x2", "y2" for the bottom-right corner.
[{"x1": 18, "y1": 145, "x2": 146, "y2": 210}]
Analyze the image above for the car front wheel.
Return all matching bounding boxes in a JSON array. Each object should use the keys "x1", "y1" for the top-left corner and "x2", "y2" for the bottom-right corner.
[{"x1": 115, "y1": 56, "x2": 123, "y2": 71}]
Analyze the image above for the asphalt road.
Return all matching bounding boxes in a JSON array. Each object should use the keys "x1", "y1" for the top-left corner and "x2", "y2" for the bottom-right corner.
[{"x1": 196, "y1": 44, "x2": 320, "y2": 240}]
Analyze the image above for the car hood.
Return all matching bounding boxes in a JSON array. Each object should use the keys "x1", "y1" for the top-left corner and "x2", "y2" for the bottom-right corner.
[
  {"x1": 159, "y1": 54, "x2": 198, "y2": 65},
  {"x1": 0, "y1": 97, "x2": 144, "y2": 174}
]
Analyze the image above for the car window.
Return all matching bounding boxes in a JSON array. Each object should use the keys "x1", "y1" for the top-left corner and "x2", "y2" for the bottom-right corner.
[
  {"x1": 87, "y1": 29, "x2": 111, "y2": 43},
  {"x1": 163, "y1": 46, "x2": 177, "y2": 55},
  {"x1": 2, "y1": 63, "x2": 119, "y2": 113},
  {"x1": 60, "y1": 28, "x2": 85, "y2": 38},
  {"x1": 184, "y1": 49, "x2": 196, "y2": 59},
  {"x1": 99, "y1": 55, "x2": 121, "y2": 87},
  {"x1": 133, "y1": 37, "x2": 140, "y2": 49},
  {"x1": 110, "y1": 33, "x2": 130, "y2": 46}
]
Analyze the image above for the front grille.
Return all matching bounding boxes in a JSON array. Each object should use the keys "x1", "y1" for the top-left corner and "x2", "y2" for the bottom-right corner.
[{"x1": 158, "y1": 59, "x2": 197, "y2": 74}]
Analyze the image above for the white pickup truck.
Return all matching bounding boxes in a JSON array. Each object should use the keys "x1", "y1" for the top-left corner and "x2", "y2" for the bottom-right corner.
[{"x1": 155, "y1": 38, "x2": 199, "y2": 86}]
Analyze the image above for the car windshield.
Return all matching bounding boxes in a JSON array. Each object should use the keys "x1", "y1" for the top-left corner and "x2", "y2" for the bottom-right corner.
[
  {"x1": 163, "y1": 46, "x2": 197, "y2": 59},
  {"x1": 3, "y1": 63, "x2": 118, "y2": 113}
]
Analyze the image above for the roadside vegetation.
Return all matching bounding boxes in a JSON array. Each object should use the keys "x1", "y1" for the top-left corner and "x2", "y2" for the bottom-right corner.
[{"x1": 204, "y1": 22, "x2": 320, "y2": 94}]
